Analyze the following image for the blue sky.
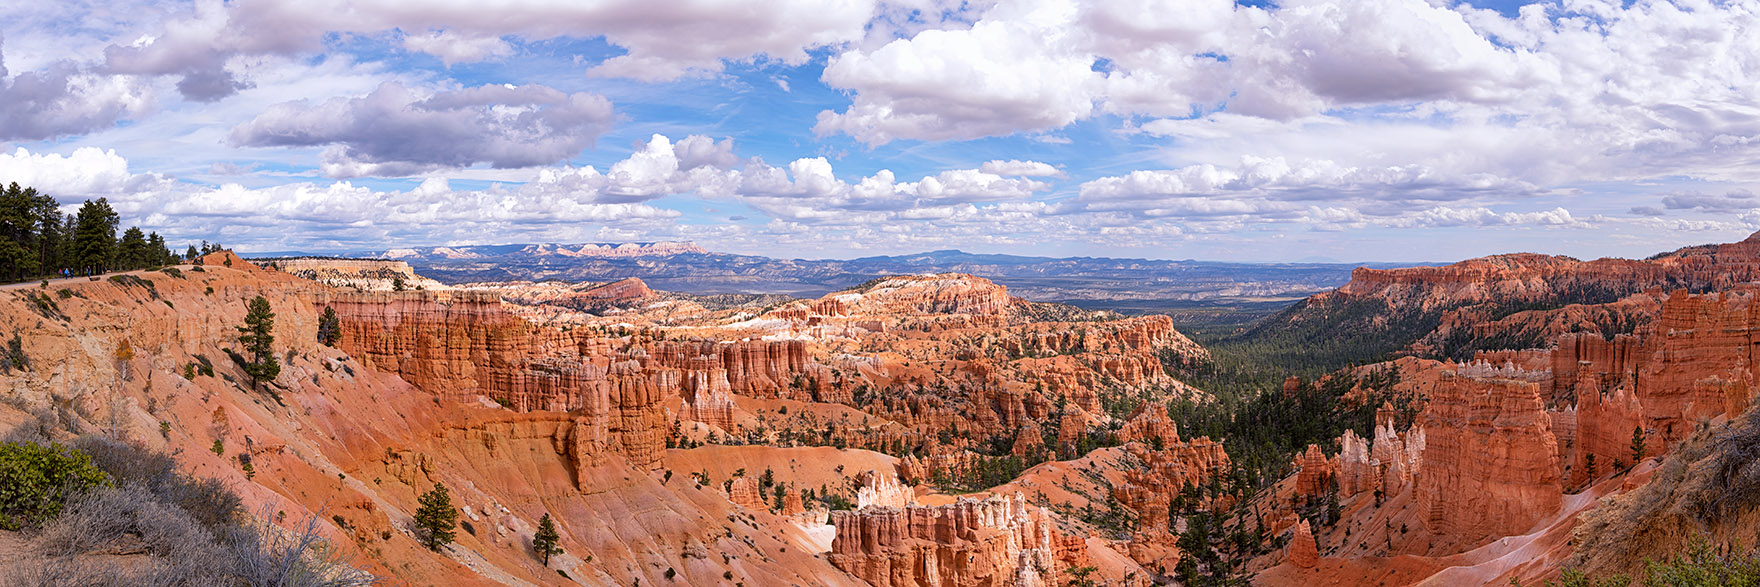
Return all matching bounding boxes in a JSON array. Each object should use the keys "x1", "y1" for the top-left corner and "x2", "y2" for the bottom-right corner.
[{"x1": 1, "y1": 0, "x2": 1757, "y2": 263}]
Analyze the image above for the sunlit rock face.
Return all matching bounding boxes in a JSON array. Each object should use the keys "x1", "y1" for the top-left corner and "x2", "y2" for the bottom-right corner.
[
  {"x1": 1414, "y1": 364, "x2": 1562, "y2": 544},
  {"x1": 828, "y1": 492, "x2": 1085, "y2": 587}
]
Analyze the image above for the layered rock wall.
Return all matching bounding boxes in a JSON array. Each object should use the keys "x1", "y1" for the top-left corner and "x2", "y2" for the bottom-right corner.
[
  {"x1": 642, "y1": 339, "x2": 813, "y2": 396},
  {"x1": 1630, "y1": 290, "x2": 1759, "y2": 447},
  {"x1": 325, "y1": 291, "x2": 669, "y2": 468},
  {"x1": 828, "y1": 493, "x2": 1068, "y2": 587},
  {"x1": 1414, "y1": 366, "x2": 1562, "y2": 542}
]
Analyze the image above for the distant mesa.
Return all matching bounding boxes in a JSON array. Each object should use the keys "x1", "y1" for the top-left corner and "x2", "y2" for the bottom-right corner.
[
  {"x1": 380, "y1": 241, "x2": 707, "y2": 260},
  {"x1": 264, "y1": 257, "x2": 448, "y2": 292}
]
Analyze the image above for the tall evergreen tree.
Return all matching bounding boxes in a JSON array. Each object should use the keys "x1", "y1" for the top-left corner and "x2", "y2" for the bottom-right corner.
[
  {"x1": 118, "y1": 226, "x2": 148, "y2": 269},
  {"x1": 532, "y1": 512, "x2": 562, "y2": 565},
  {"x1": 146, "y1": 232, "x2": 170, "y2": 266},
  {"x1": 0, "y1": 183, "x2": 57, "y2": 280},
  {"x1": 71, "y1": 198, "x2": 118, "y2": 274},
  {"x1": 60, "y1": 213, "x2": 76, "y2": 270},
  {"x1": 237, "y1": 295, "x2": 280, "y2": 385},
  {"x1": 185, "y1": 244, "x2": 199, "y2": 260},
  {"x1": 414, "y1": 484, "x2": 458, "y2": 551},
  {"x1": 35, "y1": 196, "x2": 63, "y2": 275}
]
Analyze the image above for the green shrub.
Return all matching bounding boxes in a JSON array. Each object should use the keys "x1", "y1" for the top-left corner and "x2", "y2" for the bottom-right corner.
[
  {"x1": 1642, "y1": 537, "x2": 1760, "y2": 587},
  {"x1": 0, "y1": 441, "x2": 110, "y2": 530},
  {"x1": 1510, "y1": 537, "x2": 1760, "y2": 587}
]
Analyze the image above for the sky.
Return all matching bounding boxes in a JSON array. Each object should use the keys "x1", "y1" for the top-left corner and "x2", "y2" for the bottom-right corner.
[{"x1": 1, "y1": 0, "x2": 1758, "y2": 263}]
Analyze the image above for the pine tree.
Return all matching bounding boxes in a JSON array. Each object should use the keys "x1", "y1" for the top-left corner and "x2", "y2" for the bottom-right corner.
[
  {"x1": 532, "y1": 512, "x2": 563, "y2": 565},
  {"x1": 71, "y1": 198, "x2": 118, "y2": 275},
  {"x1": 237, "y1": 295, "x2": 281, "y2": 385},
  {"x1": 185, "y1": 244, "x2": 199, "y2": 260},
  {"x1": 414, "y1": 484, "x2": 459, "y2": 551},
  {"x1": 146, "y1": 232, "x2": 170, "y2": 265},
  {"x1": 1584, "y1": 453, "x2": 1597, "y2": 480},
  {"x1": 317, "y1": 306, "x2": 342, "y2": 347},
  {"x1": 1630, "y1": 425, "x2": 1647, "y2": 467},
  {"x1": 118, "y1": 226, "x2": 148, "y2": 269},
  {"x1": 0, "y1": 183, "x2": 58, "y2": 281}
]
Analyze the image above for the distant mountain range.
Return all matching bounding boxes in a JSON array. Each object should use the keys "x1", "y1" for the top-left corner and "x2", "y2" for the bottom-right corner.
[{"x1": 243, "y1": 242, "x2": 1423, "y2": 305}]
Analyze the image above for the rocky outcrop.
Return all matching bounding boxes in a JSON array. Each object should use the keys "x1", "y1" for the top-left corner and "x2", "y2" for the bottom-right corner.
[
  {"x1": 1113, "y1": 409, "x2": 1231, "y2": 558},
  {"x1": 1570, "y1": 370, "x2": 1643, "y2": 486},
  {"x1": 643, "y1": 339, "x2": 813, "y2": 397},
  {"x1": 578, "y1": 277, "x2": 654, "y2": 300},
  {"x1": 480, "y1": 277, "x2": 658, "y2": 313},
  {"x1": 828, "y1": 493, "x2": 1070, "y2": 587},
  {"x1": 682, "y1": 368, "x2": 735, "y2": 431},
  {"x1": 325, "y1": 291, "x2": 670, "y2": 468},
  {"x1": 1547, "y1": 332, "x2": 1640, "y2": 400},
  {"x1": 856, "y1": 470, "x2": 916, "y2": 510},
  {"x1": 1117, "y1": 404, "x2": 1181, "y2": 448},
  {"x1": 1324, "y1": 404, "x2": 1428, "y2": 500},
  {"x1": 1374, "y1": 411, "x2": 1424, "y2": 497},
  {"x1": 1011, "y1": 421, "x2": 1045, "y2": 457},
  {"x1": 1336, "y1": 430, "x2": 1375, "y2": 497},
  {"x1": 1275, "y1": 231, "x2": 1760, "y2": 365},
  {"x1": 817, "y1": 274, "x2": 1014, "y2": 318},
  {"x1": 269, "y1": 258, "x2": 447, "y2": 292},
  {"x1": 1288, "y1": 519, "x2": 1319, "y2": 569},
  {"x1": 999, "y1": 315, "x2": 1205, "y2": 359},
  {"x1": 573, "y1": 361, "x2": 669, "y2": 470},
  {"x1": 1414, "y1": 363, "x2": 1562, "y2": 544},
  {"x1": 728, "y1": 476, "x2": 765, "y2": 510},
  {"x1": 324, "y1": 290, "x2": 531, "y2": 398},
  {"x1": 1629, "y1": 290, "x2": 1759, "y2": 447},
  {"x1": 1119, "y1": 434, "x2": 1232, "y2": 544},
  {"x1": 1295, "y1": 444, "x2": 1333, "y2": 497},
  {"x1": 783, "y1": 490, "x2": 807, "y2": 516}
]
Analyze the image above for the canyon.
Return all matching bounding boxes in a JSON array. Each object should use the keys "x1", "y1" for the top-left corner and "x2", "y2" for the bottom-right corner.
[
  {"x1": 0, "y1": 253, "x2": 1219, "y2": 585},
  {"x1": 6, "y1": 232, "x2": 1760, "y2": 586}
]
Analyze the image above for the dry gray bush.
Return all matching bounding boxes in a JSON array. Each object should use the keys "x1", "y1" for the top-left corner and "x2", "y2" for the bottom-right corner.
[
  {"x1": 9, "y1": 436, "x2": 378, "y2": 587},
  {"x1": 73, "y1": 436, "x2": 242, "y2": 534},
  {"x1": 225, "y1": 509, "x2": 379, "y2": 587},
  {"x1": 1687, "y1": 408, "x2": 1760, "y2": 523}
]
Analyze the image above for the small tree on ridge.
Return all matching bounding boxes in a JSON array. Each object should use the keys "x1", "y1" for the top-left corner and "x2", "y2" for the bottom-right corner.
[{"x1": 237, "y1": 295, "x2": 280, "y2": 386}]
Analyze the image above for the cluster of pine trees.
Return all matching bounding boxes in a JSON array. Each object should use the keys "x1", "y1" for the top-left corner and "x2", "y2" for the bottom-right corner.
[{"x1": 0, "y1": 183, "x2": 196, "y2": 281}]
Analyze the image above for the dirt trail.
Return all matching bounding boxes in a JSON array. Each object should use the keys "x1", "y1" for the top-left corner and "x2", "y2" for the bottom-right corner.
[{"x1": 0, "y1": 265, "x2": 195, "y2": 291}]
